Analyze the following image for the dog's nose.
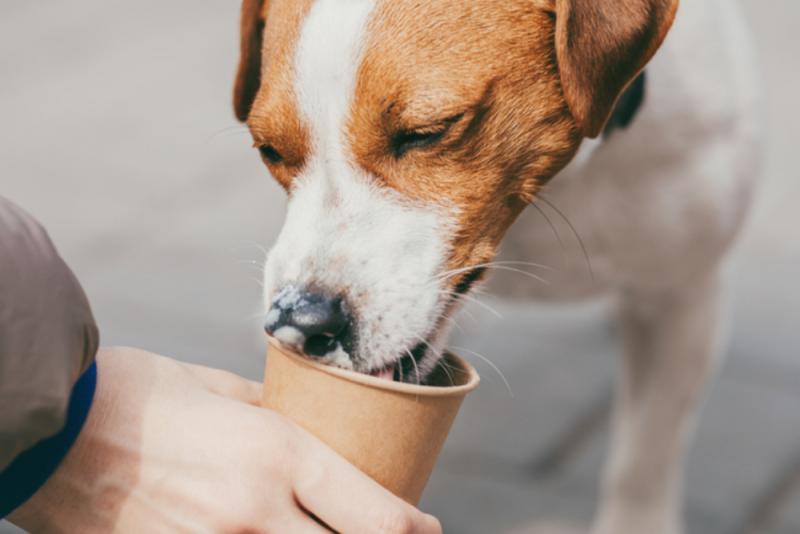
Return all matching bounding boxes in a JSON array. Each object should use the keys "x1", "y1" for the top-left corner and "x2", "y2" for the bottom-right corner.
[{"x1": 265, "y1": 288, "x2": 353, "y2": 358}]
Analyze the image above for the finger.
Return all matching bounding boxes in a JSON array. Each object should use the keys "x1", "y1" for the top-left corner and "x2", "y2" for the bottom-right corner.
[
  {"x1": 293, "y1": 438, "x2": 442, "y2": 534},
  {"x1": 265, "y1": 508, "x2": 333, "y2": 534},
  {"x1": 180, "y1": 362, "x2": 263, "y2": 406}
]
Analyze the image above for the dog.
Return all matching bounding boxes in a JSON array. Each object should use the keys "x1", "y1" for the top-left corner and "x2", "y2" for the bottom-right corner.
[{"x1": 233, "y1": 0, "x2": 762, "y2": 532}]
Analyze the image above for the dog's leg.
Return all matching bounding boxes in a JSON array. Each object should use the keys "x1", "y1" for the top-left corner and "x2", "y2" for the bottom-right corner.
[{"x1": 592, "y1": 272, "x2": 723, "y2": 534}]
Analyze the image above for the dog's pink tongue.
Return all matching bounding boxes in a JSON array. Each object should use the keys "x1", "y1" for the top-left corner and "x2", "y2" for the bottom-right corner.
[{"x1": 373, "y1": 365, "x2": 395, "y2": 382}]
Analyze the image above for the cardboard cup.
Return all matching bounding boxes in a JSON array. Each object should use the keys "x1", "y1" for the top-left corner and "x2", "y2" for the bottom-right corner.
[{"x1": 262, "y1": 339, "x2": 480, "y2": 504}]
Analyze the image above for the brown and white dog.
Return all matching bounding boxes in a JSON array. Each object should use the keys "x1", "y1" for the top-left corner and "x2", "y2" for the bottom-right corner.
[{"x1": 234, "y1": 0, "x2": 762, "y2": 532}]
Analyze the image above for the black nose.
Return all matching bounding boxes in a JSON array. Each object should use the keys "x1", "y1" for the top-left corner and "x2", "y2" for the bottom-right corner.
[{"x1": 265, "y1": 288, "x2": 353, "y2": 358}]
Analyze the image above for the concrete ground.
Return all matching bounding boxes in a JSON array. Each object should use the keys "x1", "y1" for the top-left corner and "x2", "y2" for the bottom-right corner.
[{"x1": 1, "y1": 1, "x2": 798, "y2": 532}]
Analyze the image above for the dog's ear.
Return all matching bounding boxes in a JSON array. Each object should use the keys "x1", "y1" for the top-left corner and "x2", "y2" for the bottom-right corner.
[
  {"x1": 233, "y1": 0, "x2": 267, "y2": 122},
  {"x1": 551, "y1": 0, "x2": 679, "y2": 138}
]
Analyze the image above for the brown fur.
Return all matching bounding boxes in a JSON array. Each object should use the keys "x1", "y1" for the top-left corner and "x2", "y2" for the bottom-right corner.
[
  {"x1": 233, "y1": 0, "x2": 267, "y2": 122},
  {"x1": 553, "y1": 0, "x2": 680, "y2": 137},
  {"x1": 238, "y1": 0, "x2": 314, "y2": 189},
  {"x1": 349, "y1": 0, "x2": 580, "y2": 281},
  {"x1": 234, "y1": 0, "x2": 678, "y2": 284}
]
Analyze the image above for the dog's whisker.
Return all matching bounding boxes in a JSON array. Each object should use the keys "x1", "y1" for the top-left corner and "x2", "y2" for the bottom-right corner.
[
  {"x1": 412, "y1": 334, "x2": 451, "y2": 379},
  {"x1": 429, "y1": 307, "x2": 462, "y2": 333},
  {"x1": 435, "y1": 263, "x2": 551, "y2": 287},
  {"x1": 437, "y1": 290, "x2": 504, "y2": 319},
  {"x1": 237, "y1": 261, "x2": 267, "y2": 275},
  {"x1": 247, "y1": 276, "x2": 265, "y2": 290},
  {"x1": 457, "y1": 306, "x2": 478, "y2": 323},
  {"x1": 412, "y1": 334, "x2": 466, "y2": 387},
  {"x1": 442, "y1": 301, "x2": 478, "y2": 324},
  {"x1": 436, "y1": 260, "x2": 554, "y2": 282},
  {"x1": 211, "y1": 124, "x2": 248, "y2": 134},
  {"x1": 240, "y1": 264, "x2": 267, "y2": 276},
  {"x1": 204, "y1": 126, "x2": 252, "y2": 144},
  {"x1": 450, "y1": 345, "x2": 513, "y2": 398},
  {"x1": 412, "y1": 334, "x2": 440, "y2": 358},
  {"x1": 233, "y1": 241, "x2": 271, "y2": 259},
  {"x1": 531, "y1": 200, "x2": 569, "y2": 270},
  {"x1": 461, "y1": 282, "x2": 493, "y2": 300},
  {"x1": 435, "y1": 359, "x2": 456, "y2": 387},
  {"x1": 404, "y1": 348, "x2": 422, "y2": 388},
  {"x1": 439, "y1": 313, "x2": 464, "y2": 333},
  {"x1": 397, "y1": 351, "x2": 408, "y2": 382},
  {"x1": 482, "y1": 265, "x2": 552, "y2": 285},
  {"x1": 206, "y1": 124, "x2": 249, "y2": 135},
  {"x1": 537, "y1": 195, "x2": 595, "y2": 280}
]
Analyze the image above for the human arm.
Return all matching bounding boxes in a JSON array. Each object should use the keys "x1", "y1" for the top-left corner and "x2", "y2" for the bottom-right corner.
[{"x1": 9, "y1": 347, "x2": 442, "y2": 533}]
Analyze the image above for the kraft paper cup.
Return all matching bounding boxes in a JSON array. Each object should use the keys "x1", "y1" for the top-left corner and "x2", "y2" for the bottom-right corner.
[{"x1": 262, "y1": 338, "x2": 480, "y2": 504}]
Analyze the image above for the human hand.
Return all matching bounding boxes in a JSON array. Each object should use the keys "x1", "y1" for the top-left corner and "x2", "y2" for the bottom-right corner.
[{"x1": 9, "y1": 347, "x2": 442, "y2": 533}]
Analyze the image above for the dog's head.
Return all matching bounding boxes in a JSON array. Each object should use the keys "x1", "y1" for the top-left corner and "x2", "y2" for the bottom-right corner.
[{"x1": 235, "y1": 0, "x2": 678, "y2": 381}]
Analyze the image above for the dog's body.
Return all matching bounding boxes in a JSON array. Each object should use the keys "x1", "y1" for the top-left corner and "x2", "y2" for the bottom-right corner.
[
  {"x1": 492, "y1": 2, "x2": 762, "y2": 532},
  {"x1": 233, "y1": 0, "x2": 762, "y2": 532},
  {"x1": 495, "y1": 0, "x2": 760, "y2": 302}
]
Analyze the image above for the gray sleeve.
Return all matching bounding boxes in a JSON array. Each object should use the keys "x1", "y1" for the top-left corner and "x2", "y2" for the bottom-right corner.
[{"x1": 0, "y1": 197, "x2": 99, "y2": 471}]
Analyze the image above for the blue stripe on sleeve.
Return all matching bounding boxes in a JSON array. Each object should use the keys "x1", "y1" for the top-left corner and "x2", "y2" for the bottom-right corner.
[{"x1": 0, "y1": 360, "x2": 97, "y2": 518}]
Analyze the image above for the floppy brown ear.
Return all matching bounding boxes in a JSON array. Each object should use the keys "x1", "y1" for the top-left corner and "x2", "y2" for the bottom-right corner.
[
  {"x1": 233, "y1": 0, "x2": 267, "y2": 122},
  {"x1": 554, "y1": 0, "x2": 679, "y2": 138}
]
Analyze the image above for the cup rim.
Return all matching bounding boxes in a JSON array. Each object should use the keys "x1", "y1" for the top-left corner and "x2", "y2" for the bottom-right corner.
[{"x1": 267, "y1": 338, "x2": 480, "y2": 397}]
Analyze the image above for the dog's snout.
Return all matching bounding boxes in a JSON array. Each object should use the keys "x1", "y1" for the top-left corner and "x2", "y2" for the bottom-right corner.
[{"x1": 265, "y1": 287, "x2": 353, "y2": 358}]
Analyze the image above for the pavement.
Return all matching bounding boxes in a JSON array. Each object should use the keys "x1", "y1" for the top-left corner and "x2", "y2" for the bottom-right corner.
[{"x1": 1, "y1": 1, "x2": 799, "y2": 533}]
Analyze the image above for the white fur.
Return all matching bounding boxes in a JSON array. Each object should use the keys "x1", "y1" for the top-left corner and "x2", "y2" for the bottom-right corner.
[
  {"x1": 493, "y1": 0, "x2": 762, "y2": 301},
  {"x1": 262, "y1": 0, "x2": 456, "y2": 374},
  {"x1": 492, "y1": 2, "x2": 762, "y2": 533}
]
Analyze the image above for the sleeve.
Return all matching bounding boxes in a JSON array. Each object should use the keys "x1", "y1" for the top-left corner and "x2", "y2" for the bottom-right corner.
[{"x1": 0, "y1": 196, "x2": 99, "y2": 472}]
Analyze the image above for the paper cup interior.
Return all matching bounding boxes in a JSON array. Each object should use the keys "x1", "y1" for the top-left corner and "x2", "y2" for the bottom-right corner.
[{"x1": 262, "y1": 339, "x2": 479, "y2": 503}]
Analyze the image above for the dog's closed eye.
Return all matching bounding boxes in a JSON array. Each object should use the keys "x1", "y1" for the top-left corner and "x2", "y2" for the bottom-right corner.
[
  {"x1": 391, "y1": 114, "x2": 463, "y2": 158},
  {"x1": 392, "y1": 128, "x2": 446, "y2": 158},
  {"x1": 259, "y1": 144, "x2": 283, "y2": 164}
]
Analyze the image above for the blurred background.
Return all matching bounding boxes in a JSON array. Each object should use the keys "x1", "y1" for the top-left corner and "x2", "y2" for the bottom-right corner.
[{"x1": 1, "y1": 1, "x2": 798, "y2": 533}]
